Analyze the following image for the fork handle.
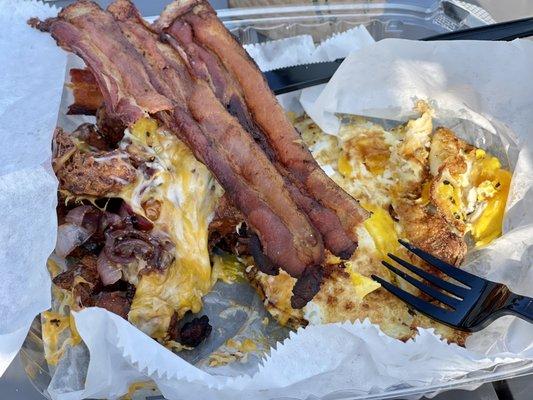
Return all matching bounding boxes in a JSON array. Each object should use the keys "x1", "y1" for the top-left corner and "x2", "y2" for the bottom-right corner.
[{"x1": 506, "y1": 294, "x2": 533, "y2": 323}]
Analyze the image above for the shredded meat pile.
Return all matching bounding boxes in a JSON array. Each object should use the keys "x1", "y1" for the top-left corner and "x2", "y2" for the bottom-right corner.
[
  {"x1": 33, "y1": 0, "x2": 368, "y2": 307},
  {"x1": 53, "y1": 127, "x2": 136, "y2": 196}
]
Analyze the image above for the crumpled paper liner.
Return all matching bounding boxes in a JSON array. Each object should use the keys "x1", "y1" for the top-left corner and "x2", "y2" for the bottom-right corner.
[
  {"x1": 63, "y1": 310, "x2": 530, "y2": 400},
  {"x1": 0, "y1": 0, "x2": 65, "y2": 376},
  {"x1": 303, "y1": 39, "x2": 533, "y2": 138},
  {"x1": 244, "y1": 25, "x2": 375, "y2": 72}
]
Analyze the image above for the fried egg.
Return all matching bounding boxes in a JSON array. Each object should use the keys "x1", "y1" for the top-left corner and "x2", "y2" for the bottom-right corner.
[{"x1": 249, "y1": 103, "x2": 510, "y2": 345}]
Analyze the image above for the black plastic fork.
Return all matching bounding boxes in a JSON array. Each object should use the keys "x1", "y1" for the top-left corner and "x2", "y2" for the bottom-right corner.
[{"x1": 371, "y1": 240, "x2": 533, "y2": 332}]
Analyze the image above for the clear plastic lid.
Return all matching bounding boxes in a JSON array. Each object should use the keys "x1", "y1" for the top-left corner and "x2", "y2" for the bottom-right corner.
[{"x1": 217, "y1": 0, "x2": 494, "y2": 44}]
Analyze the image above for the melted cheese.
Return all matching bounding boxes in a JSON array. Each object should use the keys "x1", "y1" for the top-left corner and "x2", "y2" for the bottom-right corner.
[
  {"x1": 46, "y1": 258, "x2": 62, "y2": 278},
  {"x1": 208, "y1": 338, "x2": 258, "y2": 367},
  {"x1": 226, "y1": 338, "x2": 257, "y2": 352},
  {"x1": 211, "y1": 252, "x2": 246, "y2": 285},
  {"x1": 121, "y1": 381, "x2": 157, "y2": 400},
  {"x1": 119, "y1": 118, "x2": 220, "y2": 339},
  {"x1": 41, "y1": 311, "x2": 81, "y2": 366}
]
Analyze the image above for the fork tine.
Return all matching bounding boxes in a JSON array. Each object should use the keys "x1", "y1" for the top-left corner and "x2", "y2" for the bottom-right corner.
[
  {"x1": 387, "y1": 253, "x2": 469, "y2": 298},
  {"x1": 398, "y1": 239, "x2": 479, "y2": 286},
  {"x1": 371, "y1": 274, "x2": 455, "y2": 324},
  {"x1": 382, "y1": 260, "x2": 459, "y2": 308}
]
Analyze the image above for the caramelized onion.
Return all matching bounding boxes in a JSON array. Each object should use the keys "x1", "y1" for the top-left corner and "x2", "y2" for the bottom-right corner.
[
  {"x1": 100, "y1": 211, "x2": 123, "y2": 232},
  {"x1": 96, "y1": 252, "x2": 122, "y2": 285},
  {"x1": 119, "y1": 202, "x2": 153, "y2": 231},
  {"x1": 151, "y1": 238, "x2": 175, "y2": 270},
  {"x1": 104, "y1": 229, "x2": 174, "y2": 270},
  {"x1": 104, "y1": 229, "x2": 151, "y2": 264},
  {"x1": 131, "y1": 214, "x2": 154, "y2": 231},
  {"x1": 65, "y1": 205, "x2": 102, "y2": 234},
  {"x1": 55, "y1": 223, "x2": 92, "y2": 258}
]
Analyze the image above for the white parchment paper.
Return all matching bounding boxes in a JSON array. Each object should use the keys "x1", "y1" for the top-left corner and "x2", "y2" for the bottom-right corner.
[
  {"x1": 2, "y1": 2, "x2": 533, "y2": 399},
  {"x1": 244, "y1": 25, "x2": 375, "y2": 72},
  {"x1": 0, "y1": 0, "x2": 65, "y2": 376}
]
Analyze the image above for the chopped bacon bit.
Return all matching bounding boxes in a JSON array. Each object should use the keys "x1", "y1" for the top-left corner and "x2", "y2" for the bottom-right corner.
[{"x1": 178, "y1": 315, "x2": 212, "y2": 347}]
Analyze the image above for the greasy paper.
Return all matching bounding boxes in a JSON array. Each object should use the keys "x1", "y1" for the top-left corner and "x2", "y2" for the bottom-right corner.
[
  {"x1": 1, "y1": 2, "x2": 533, "y2": 399},
  {"x1": 304, "y1": 39, "x2": 533, "y2": 140}
]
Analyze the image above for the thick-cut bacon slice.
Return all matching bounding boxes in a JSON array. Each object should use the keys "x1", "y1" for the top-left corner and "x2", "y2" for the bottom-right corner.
[
  {"x1": 46, "y1": 0, "x2": 173, "y2": 125},
  {"x1": 38, "y1": 0, "x2": 323, "y2": 277},
  {"x1": 155, "y1": 0, "x2": 369, "y2": 254},
  {"x1": 68, "y1": 68, "x2": 104, "y2": 115},
  {"x1": 45, "y1": 2, "x2": 360, "y2": 258},
  {"x1": 108, "y1": 0, "x2": 323, "y2": 276},
  {"x1": 157, "y1": 12, "x2": 357, "y2": 259}
]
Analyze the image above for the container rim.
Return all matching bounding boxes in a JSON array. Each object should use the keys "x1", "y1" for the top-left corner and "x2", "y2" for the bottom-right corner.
[{"x1": 214, "y1": 3, "x2": 440, "y2": 19}]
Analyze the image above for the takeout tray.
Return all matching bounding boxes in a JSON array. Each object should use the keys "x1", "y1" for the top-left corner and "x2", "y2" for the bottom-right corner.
[{"x1": 21, "y1": 2, "x2": 529, "y2": 400}]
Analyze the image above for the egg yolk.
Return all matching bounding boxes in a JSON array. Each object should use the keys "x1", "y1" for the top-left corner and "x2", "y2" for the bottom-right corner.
[
  {"x1": 469, "y1": 150, "x2": 511, "y2": 247},
  {"x1": 471, "y1": 169, "x2": 511, "y2": 247},
  {"x1": 338, "y1": 152, "x2": 352, "y2": 177},
  {"x1": 362, "y1": 203, "x2": 400, "y2": 260},
  {"x1": 346, "y1": 266, "x2": 381, "y2": 299},
  {"x1": 416, "y1": 181, "x2": 432, "y2": 206},
  {"x1": 436, "y1": 180, "x2": 464, "y2": 222},
  {"x1": 352, "y1": 134, "x2": 390, "y2": 175}
]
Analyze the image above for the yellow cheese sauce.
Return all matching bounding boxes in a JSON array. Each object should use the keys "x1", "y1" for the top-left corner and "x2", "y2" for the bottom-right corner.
[
  {"x1": 211, "y1": 252, "x2": 246, "y2": 285},
  {"x1": 41, "y1": 311, "x2": 81, "y2": 366},
  {"x1": 120, "y1": 381, "x2": 157, "y2": 400},
  {"x1": 208, "y1": 338, "x2": 258, "y2": 367},
  {"x1": 119, "y1": 118, "x2": 219, "y2": 339}
]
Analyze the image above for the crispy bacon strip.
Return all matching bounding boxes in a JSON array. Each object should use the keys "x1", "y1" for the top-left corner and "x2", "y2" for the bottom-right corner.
[
  {"x1": 159, "y1": 18, "x2": 356, "y2": 259},
  {"x1": 45, "y1": 0, "x2": 173, "y2": 125},
  {"x1": 155, "y1": 0, "x2": 369, "y2": 247},
  {"x1": 38, "y1": 0, "x2": 323, "y2": 277},
  {"x1": 55, "y1": 36, "x2": 355, "y2": 258},
  {"x1": 108, "y1": 0, "x2": 323, "y2": 276},
  {"x1": 68, "y1": 68, "x2": 104, "y2": 115},
  {"x1": 46, "y1": 1, "x2": 361, "y2": 258}
]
